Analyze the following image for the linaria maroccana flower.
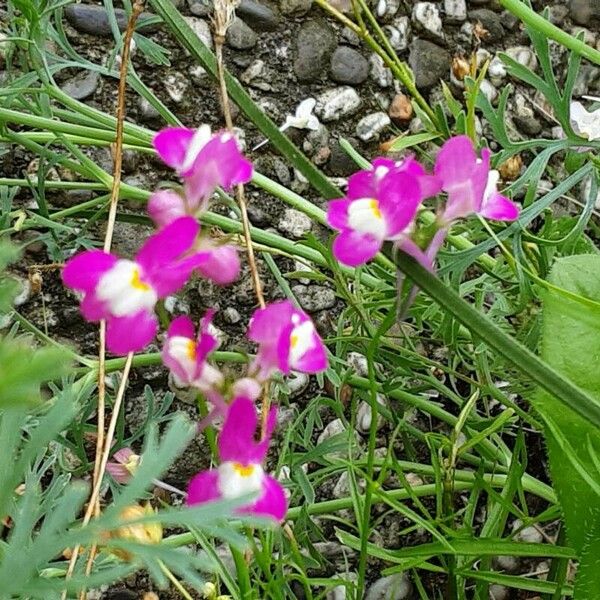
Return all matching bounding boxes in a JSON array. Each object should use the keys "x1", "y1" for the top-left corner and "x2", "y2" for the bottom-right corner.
[
  {"x1": 187, "y1": 396, "x2": 287, "y2": 522},
  {"x1": 106, "y1": 448, "x2": 140, "y2": 484},
  {"x1": 62, "y1": 216, "x2": 206, "y2": 355},
  {"x1": 248, "y1": 300, "x2": 328, "y2": 380},
  {"x1": 153, "y1": 125, "x2": 253, "y2": 207},
  {"x1": 326, "y1": 158, "x2": 431, "y2": 267},
  {"x1": 147, "y1": 192, "x2": 241, "y2": 286},
  {"x1": 162, "y1": 311, "x2": 223, "y2": 392},
  {"x1": 434, "y1": 135, "x2": 520, "y2": 224}
]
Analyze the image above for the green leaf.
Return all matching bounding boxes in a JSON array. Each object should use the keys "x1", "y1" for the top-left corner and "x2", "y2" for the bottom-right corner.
[
  {"x1": 573, "y1": 511, "x2": 600, "y2": 598},
  {"x1": 0, "y1": 340, "x2": 70, "y2": 408},
  {"x1": 537, "y1": 255, "x2": 600, "y2": 555},
  {"x1": 385, "y1": 132, "x2": 440, "y2": 153}
]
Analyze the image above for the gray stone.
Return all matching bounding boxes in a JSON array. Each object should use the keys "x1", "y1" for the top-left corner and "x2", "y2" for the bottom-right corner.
[
  {"x1": 504, "y1": 45, "x2": 537, "y2": 71},
  {"x1": 292, "y1": 284, "x2": 336, "y2": 311},
  {"x1": 238, "y1": 0, "x2": 279, "y2": 31},
  {"x1": 356, "y1": 111, "x2": 391, "y2": 142},
  {"x1": 64, "y1": 4, "x2": 156, "y2": 36},
  {"x1": 468, "y1": 8, "x2": 504, "y2": 43},
  {"x1": 12, "y1": 277, "x2": 31, "y2": 307},
  {"x1": 365, "y1": 573, "x2": 412, "y2": 600},
  {"x1": 287, "y1": 371, "x2": 309, "y2": 396},
  {"x1": 385, "y1": 15, "x2": 411, "y2": 51},
  {"x1": 60, "y1": 70, "x2": 99, "y2": 101},
  {"x1": 412, "y1": 2, "x2": 443, "y2": 37},
  {"x1": 164, "y1": 72, "x2": 189, "y2": 103},
  {"x1": 294, "y1": 20, "x2": 337, "y2": 82},
  {"x1": 315, "y1": 86, "x2": 361, "y2": 121},
  {"x1": 184, "y1": 16, "x2": 213, "y2": 49},
  {"x1": 375, "y1": 0, "x2": 400, "y2": 23},
  {"x1": 513, "y1": 94, "x2": 542, "y2": 135},
  {"x1": 548, "y1": 4, "x2": 568, "y2": 25},
  {"x1": 570, "y1": 0, "x2": 600, "y2": 25},
  {"x1": 356, "y1": 396, "x2": 385, "y2": 434},
  {"x1": 444, "y1": 0, "x2": 467, "y2": 22},
  {"x1": 317, "y1": 418, "x2": 346, "y2": 446},
  {"x1": 369, "y1": 53, "x2": 393, "y2": 87},
  {"x1": 278, "y1": 208, "x2": 312, "y2": 239},
  {"x1": 222, "y1": 307, "x2": 241, "y2": 324},
  {"x1": 330, "y1": 46, "x2": 369, "y2": 85},
  {"x1": 489, "y1": 585, "x2": 509, "y2": 600},
  {"x1": 187, "y1": 0, "x2": 212, "y2": 16},
  {"x1": 226, "y1": 17, "x2": 258, "y2": 49},
  {"x1": 281, "y1": 0, "x2": 312, "y2": 16},
  {"x1": 138, "y1": 96, "x2": 160, "y2": 122},
  {"x1": 329, "y1": 138, "x2": 360, "y2": 176},
  {"x1": 409, "y1": 39, "x2": 450, "y2": 90}
]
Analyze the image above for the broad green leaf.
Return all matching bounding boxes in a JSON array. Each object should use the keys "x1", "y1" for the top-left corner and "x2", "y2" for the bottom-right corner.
[
  {"x1": 573, "y1": 510, "x2": 600, "y2": 598},
  {"x1": 537, "y1": 255, "x2": 600, "y2": 556},
  {"x1": 385, "y1": 132, "x2": 440, "y2": 153}
]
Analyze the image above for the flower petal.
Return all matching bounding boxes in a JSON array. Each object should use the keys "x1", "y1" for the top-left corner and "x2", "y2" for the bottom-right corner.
[
  {"x1": 332, "y1": 230, "x2": 381, "y2": 267},
  {"x1": 480, "y1": 192, "x2": 520, "y2": 221},
  {"x1": 434, "y1": 135, "x2": 478, "y2": 187},
  {"x1": 106, "y1": 310, "x2": 158, "y2": 355},
  {"x1": 326, "y1": 198, "x2": 351, "y2": 230},
  {"x1": 136, "y1": 216, "x2": 199, "y2": 273},
  {"x1": 153, "y1": 127, "x2": 195, "y2": 171},
  {"x1": 80, "y1": 293, "x2": 109, "y2": 321},
  {"x1": 148, "y1": 189, "x2": 187, "y2": 228},
  {"x1": 377, "y1": 171, "x2": 422, "y2": 238},
  {"x1": 196, "y1": 245, "x2": 241, "y2": 285},
  {"x1": 167, "y1": 315, "x2": 195, "y2": 339},
  {"x1": 186, "y1": 470, "x2": 222, "y2": 505},
  {"x1": 246, "y1": 475, "x2": 288, "y2": 521},
  {"x1": 62, "y1": 250, "x2": 117, "y2": 293},
  {"x1": 292, "y1": 333, "x2": 328, "y2": 374}
]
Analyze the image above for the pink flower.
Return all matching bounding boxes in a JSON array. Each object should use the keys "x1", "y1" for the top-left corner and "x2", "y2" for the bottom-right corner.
[
  {"x1": 162, "y1": 311, "x2": 223, "y2": 392},
  {"x1": 434, "y1": 136, "x2": 520, "y2": 223},
  {"x1": 106, "y1": 448, "x2": 140, "y2": 484},
  {"x1": 147, "y1": 189, "x2": 187, "y2": 228},
  {"x1": 248, "y1": 300, "x2": 327, "y2": 379},
  {"x1": 62, "y1": 217, "x2": 206, "y2": 355},
  {"x1": 187, "y1": 397, "x2": 287, "y2": 522},
  {"x1": 153, "y1": 125, "x2": 253, "y2": 208},
  {"x1": 326, "y1": 159, "x2": 426, "y2": 267},
  {"x1": 195, "y1": 242, "x2": 240, "y2": 286}
]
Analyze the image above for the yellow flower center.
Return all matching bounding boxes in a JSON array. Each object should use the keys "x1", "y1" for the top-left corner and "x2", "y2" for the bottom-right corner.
[
  {"x1": 130, "y1": 268, "x2": 151, "y2": 291},
  {"x1": 290, "y1": 333, "x2": 299, "y2": 349},
  {"x1": 186, "y1": 339, "x2": 197, "y2": 361},
  {"x1": 233, "y1": 462, "x2": 255, "y2": 477},
  {"x1": 368, "y1": 199, "x2": 382, "y2": 219}
]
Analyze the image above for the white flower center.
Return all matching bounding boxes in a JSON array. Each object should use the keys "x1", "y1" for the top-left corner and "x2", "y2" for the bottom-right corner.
[
  {"x1": 96, "y1": 260, "x2": 158, "y2": 317},
  {"x1": 347, "y1": 198, "x2": 386, "y2": 239},
  {"x1": 181, "y1": 124, "x2": 212, "y2": 173},
  {"x1": 218, "y1": 461, "x2": 264, "y2": 500},
  {"x1": 289, "y1": 320, "x2": 315, "y2": 367},
  {"x1": 483, "y1": 169, "x2": 500, "y2": 205},
  {"x1": 167, "y1": 336, "x2": 197, "y2": 381}
]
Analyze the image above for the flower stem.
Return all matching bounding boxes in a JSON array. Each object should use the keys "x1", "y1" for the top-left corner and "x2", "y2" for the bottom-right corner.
[{"x1": 500, "y1": 0, "x2": 600, "y2": 66}]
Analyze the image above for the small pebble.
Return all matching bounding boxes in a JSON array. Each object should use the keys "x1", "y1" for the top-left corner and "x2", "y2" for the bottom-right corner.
[
  {"x1": 444, "y1": 0, "x2": 467, "y2": 22},
  {"x1": 281, "y1": 0, "x2": 313, "y2": 16},
  {"x1": 317, "y1": 418, "x2": 346, "y2": 446},
  {"x1": 389, "y1": 93, "x2": 413, "y2": 123},
  {"x1": 184, "y1": 16, "x2": 213, "y2": 49},
  {"x1": 294, "y1": 19, "x2": 337, "y2": 82},
  {"x1": 412, "y1": 2, "x2": 444, "y2": 37},
  {"x1": 493, "y1": 554, "x2": 520, "y2": 573},
  {"x1": 365, "y1": 573, "x2": 412, "y2": 600},
  {"x1": 226, "y1": 17, "x2": 258, "y2": 49},
  {"x1": 64, "y1": 4, "x2": 156, "y2": 36},
  {"x1": 12, "y1": 278, "x2": 31, "y2": 307},
  {"x1": 238, "y1": 0, "x2": 279, "y2": 31},
  {"x1": 409, "y1": 39, "x2": 451, "y2": 90},
  {"x1": 222, "y1": 307, "x2": 241, "y2": 324},
  {"x1": 315, "y1": 86, "x2": 362, "y2": 121},
  {"x1": 369, "y1": 53, "x2": 393, "y2": 88},
  {"x1": 355, "y1": 395, "x2": 386, "y2": 434},
  {"x1": 356, "y1": 112, "x2": 391, "y2": 142},
  {"x1": 489, "y1": 584, "x2": 509, "y2": 600},
  {"x1": 385, "y1": 16, "x2": 411, "y2": 51},
  {"x1": 330, "y1": 46, "x2": 370, "y2": 85},
  {"x1": 469, "y1": 8, "x2": 505, "y2": 43},
  {"x1": 60, "y1": 71, "x2": 99, "y2": 101},
  {"x1": 164, "y1": 73, "x2": 188, "y2": 103},
  {"x1": 292, "y1": 284, "x2": 336, "y2": 311},
  {"x1": 504, "y1": 45, "x2": 537, "y2": 71},
  {"x1": 376, "y1": 0, "x2": 400, "y2": 23},
  {"x1": 287, "y1": 371, "x2": 309, "y2": 396},
  {"x1": 277, "y1": 208, "x2": 312, "y2": 238}
]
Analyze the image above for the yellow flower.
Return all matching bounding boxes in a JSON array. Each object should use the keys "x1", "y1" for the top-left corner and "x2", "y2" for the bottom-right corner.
[{"x1": 106, "y1": 503, "x2": 162, "y2": 560}]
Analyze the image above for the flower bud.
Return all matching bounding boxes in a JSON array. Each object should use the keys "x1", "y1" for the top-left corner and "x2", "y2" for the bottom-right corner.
[{"x1": 148, "y1": 189, "x2": 186, "y2": 228}]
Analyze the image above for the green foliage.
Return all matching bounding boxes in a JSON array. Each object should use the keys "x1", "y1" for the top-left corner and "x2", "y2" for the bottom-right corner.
[
  {"x1": 537, "y1": 256, "x2": 600, "y2": 572},
  {"x1": 0, "y1": 241, "x2": 69, "y2": 407}
]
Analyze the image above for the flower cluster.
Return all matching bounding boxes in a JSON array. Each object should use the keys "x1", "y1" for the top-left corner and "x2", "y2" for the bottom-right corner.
[
  {"x1": 326, "y1": 135, "x2": 520, "y2": 269},
  {"x1": 63, "y1": 125, "x2": 328, "y2": 523}
]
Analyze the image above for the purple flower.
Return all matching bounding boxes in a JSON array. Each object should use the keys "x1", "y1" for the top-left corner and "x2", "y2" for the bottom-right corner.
[
  {"x1": 106, "y1": 448, "x2": 139, "y2": 484},
  {"x1": 62, "y1": 217, "x2": 206, "y2": 355},
  {"x1": 153, "y1": 125, "x2": 253, "y2": 208},
  {"x1": 326, "y1": 159, "x2": 426, "y2": 267},
  {"x1": 248, "y1": 300, "x2": 328, "y2": 379},
  {"x1": 162, "y1": 311, "x2": 223, "y2": 392},
  {"x1": 187, "y1": 397, "x2": 287, "y2": 522},
  {"x1": 434, "y1": 135, "x2": 520, "y2": 223}
]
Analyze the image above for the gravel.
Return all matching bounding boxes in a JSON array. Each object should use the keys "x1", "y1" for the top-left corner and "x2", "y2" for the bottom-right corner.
[
  {"x1": 294, "y1": 19, "x2": 337, "y2": 82},
  {"x1": 330, "y1": 46, "x2": 370, "y2": 85},
  {"x1": 63, "y1": 4, "x2": 156, "y2": 36},
  {"x1": 315, "y1": 86, "x2": 362, "y2": 121},
  {"x1": 409, "y1": 39, "x2": 451, "y2": 90},
  {"x1": 226, "y1": 17, "x2": 258, "y2": 49}
]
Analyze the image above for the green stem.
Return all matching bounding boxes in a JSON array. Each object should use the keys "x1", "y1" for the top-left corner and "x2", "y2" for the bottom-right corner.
[
  {"x1": 500, "y1": 0, "x2": 600, "y2": 65},
  {"x1": 393, "y1": 249, "x2": 600, "y2": 429}
]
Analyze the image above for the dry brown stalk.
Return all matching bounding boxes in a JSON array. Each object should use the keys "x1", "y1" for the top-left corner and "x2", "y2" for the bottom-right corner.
[
  {"x1": 61, "y1": 3, "x2": 144, "y2": 598},
  {"x1": 212, "y1": 0, "x2": 272, "y2": 431}
]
